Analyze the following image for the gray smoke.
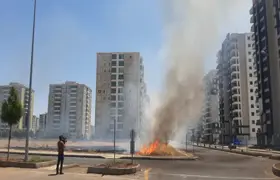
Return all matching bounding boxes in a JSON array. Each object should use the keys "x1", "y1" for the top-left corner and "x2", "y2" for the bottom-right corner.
[{"x1": 150, "y1": 0, "x2": 243, "y2": 143}]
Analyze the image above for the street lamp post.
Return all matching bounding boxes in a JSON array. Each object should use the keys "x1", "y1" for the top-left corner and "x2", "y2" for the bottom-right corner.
[{"x1": 24, "y1": 0, "x2": 37, "y2": 162}]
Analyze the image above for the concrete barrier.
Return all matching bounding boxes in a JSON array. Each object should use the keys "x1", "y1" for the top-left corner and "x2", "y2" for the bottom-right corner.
[
  {"x1": 272, "y1": 163, "x2": 280, "y2": 177},
  {"x1": 0, "y1": 160, "x2": 56, "y2": 168},
  {"x1": 87, "y1": 164, "x2": 140, "y2": 175}
]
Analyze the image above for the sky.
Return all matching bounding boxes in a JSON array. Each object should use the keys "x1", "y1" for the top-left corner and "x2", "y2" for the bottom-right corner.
[{"x1": 0, "y1": 0, "x2": 252, "y2": 124}]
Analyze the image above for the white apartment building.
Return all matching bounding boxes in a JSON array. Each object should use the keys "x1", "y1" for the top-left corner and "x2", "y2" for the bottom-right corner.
[
  {"x1": 39, "y1": 113, "x2": 47, "y2": 131},
  {"x1": 202, "y1": 70, "x2": 219, "y2": 143},
  {"x1": 217, "y1": 33, "x2": 260, "y2": 144},
  {"x1": 46, "y1": 81, "x2": 92, "y2": 139},
  {"x1": 0, "y1": 82, "x2": 34, "y2": 131},
  {"x1": 31, "y1": 115, "x2": 39, "y2": 132},
  {"x1": 95, "y1": 52, "x2": 146, "y2": 139}
]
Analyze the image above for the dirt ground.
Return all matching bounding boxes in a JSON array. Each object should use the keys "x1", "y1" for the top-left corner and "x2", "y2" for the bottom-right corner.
[{"x1": 0, "y1": 139, "x2": 129, "y2": 148}]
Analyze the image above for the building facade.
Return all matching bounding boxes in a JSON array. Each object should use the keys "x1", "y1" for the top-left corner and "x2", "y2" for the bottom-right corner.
[
  {"x1": 0, "y1": 82, "x2": 34, "y2": 131},
  {"x1": 46, "y1": 81, "x2": 92, "y2": 139},
  {"x1": 201, "y1": 70, "x2": 219, "y2": 144},
  {"x1": 217, "y1": 33, "x2": 260, "y2": 145},
  {"x1": 32, "y1": 115, "x2": 39, "y2": 132},
  {"x1": 95, "y1": 52, "x2": 145, "y2": 139},
  {"x1": 250, "y1": 0, "x2": 280, "y2": 146}
]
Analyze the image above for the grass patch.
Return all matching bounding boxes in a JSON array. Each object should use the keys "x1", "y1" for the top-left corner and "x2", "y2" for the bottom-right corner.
[{"x1": 28, "y1": 156, "x2": 51, "y2": 163}]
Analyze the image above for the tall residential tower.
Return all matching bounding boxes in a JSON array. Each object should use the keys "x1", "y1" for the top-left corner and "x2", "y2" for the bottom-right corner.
[
  {"x1": 217, "y1": 33, "x2": 260, "y2": 144},
  {"x1": 46, "y1": 81, "x2": 92, "y2": 139},
  {"x1": 95, "y1": 52, "x2": 146, "y2": 139}
]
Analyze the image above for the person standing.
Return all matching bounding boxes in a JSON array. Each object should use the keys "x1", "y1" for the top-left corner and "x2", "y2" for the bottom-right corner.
[{"x1": 56, "y1": 135, "x2": 65, "y2": 175}]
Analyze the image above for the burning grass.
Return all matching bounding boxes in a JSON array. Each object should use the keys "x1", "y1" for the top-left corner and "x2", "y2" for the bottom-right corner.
[{"x1": 138, "y1": 140, "x2": 193, "y2": 157}]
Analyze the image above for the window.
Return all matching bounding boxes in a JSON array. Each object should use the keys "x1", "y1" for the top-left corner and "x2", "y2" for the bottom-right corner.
[
  {"x1": 251, "y1": 104, "x2": 254, "y2": 108},
  {"x1": 111, "y1": 61, "x2": 117, "y2": 66},
  {"x1": 247, "y1": 36, "x2": 250, "y2": 40},
  {"x1": 111, "y1": 88, "x2": 116, "y2": 93},
  {"x1": 248, "y1": 51, "x2": 251, "y2": 55},
  {"x1": 249, "y1": 73, "x2": 253, "y2": 77},
  {"x1": 252, "y1": 120, "x2": 255, "y2": 124},
  {"x1": 251, "y1": 96, "x2": 254, "y2": 100},
  {"x1": 118, "y1": 95, "x2": 124, "y2": 101},
  {"x1": 118, "y1": 81, "x2": 124, "y2": 86},
  {"x1": 118, "y1": 109, "x2": 124, "y2": 114},
  {"x1": 98, "y1": 90, "x2": 101, "y2": 93},
  {"x1": 110, "y1": 102, "x2": 116, "y2": 107},
  {"x1": 252, "y1": 128, "x2": 255, "y2": 132},
  {"x1": 119, "y1": 67, "x2": 124, "y2": 73},
  {"x1": 248, "y1": 44, "x2": 251, "y2": 47},
  {"x1": 250, "y1": 89, "x2": 253, "y2": 92},
  {"x1": 112, "y1": 54, "x2": 117, "y2": 59},
  {"x1": 251, "y1": 112, "x2": 255, "y2": 116},
  {"x1": 249, "y1": 59, "x2": 252, "y2": 62},
  {"x1": 118, "y1": 75, "x2": 124, "y2": 79},
  {"x1": 111, "y1": 95, "x2": 116, "y2": 101},
  {"x1": 118, "y1": 102, "x2": 124, "y2": 108},
  {"x1": 118, "y1": 88, "x2": 124, "y2": 93},
  {"x1": 111, "y1": 74, "x2": 116, "y2": 80},
  {"x1": 119, "y1": 61, "x2": 124, "y2": 66},
  {"x1": 111, "y1": 82, "x2": 116, "y2": 87},
  {"x1": 119, "y1": 54, "x2": 124, "y2": 59},
  {"x1": 250, "y1": 81, "x2": 253, "y2": 85},
  {"x1": 111, "y1": 68, "x2": 116, "y2": 73},
  {"x1": 249, "y1": 66, "x2": 252, "y2": 70}
]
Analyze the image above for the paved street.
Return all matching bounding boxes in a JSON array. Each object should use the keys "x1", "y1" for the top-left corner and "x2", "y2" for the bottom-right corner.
[{"x1": 1, "y1": 147, "x2": 279, "y2": 180}]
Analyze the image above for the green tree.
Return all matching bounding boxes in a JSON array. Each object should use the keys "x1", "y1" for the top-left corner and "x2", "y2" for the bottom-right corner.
[{"x1": 1, "y1": 87, "x2": 23, "y2": 160}]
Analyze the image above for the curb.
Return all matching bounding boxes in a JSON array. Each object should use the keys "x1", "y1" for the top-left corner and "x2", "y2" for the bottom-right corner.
[
  {"x1": 0, "y1": 160, "x2": 56, "y2": 168},
  {"x1": 196, "y1": 145, "x2": 272, "y2": 158},
  {"x1": 0, "y1": 151, "x2": 106, "y2": 159},
  {"x1": 119, "y1": 156, "x2": 197, "y2": 161},
  {"x1": 87, "y1": 164, "x2": 140, "y2": 175},
  {"x1": 272, "y1": 163, "x2": 280, "y2": 177}
]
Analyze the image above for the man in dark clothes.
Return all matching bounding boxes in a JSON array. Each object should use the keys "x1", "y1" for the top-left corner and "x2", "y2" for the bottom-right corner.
[{"x1": 56, "y1": 135, "x2": 65, "y2": 175}]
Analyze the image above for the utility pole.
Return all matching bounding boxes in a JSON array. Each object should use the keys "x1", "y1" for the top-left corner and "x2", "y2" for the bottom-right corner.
[{"x1": 24, "y1": 0, "x2": 37, "y2": 162}]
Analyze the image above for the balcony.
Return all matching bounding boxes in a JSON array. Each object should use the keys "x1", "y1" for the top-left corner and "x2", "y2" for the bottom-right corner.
[
  {"x1": 250, "y1": 6, "x2": 253, "y2": 15},
  {"x1": 250, "y1": 16, "x2": 254, "y2": 23}
]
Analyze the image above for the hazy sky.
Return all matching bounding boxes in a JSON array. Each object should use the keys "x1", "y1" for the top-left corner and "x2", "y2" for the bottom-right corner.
[{"x1": 0, "y1": 0, "x2": 252, "y2": 124}]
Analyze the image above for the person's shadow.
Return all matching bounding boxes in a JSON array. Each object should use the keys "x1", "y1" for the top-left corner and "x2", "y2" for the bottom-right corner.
[{"x1": 48, "y1": 174, "x2": 57, "y2": 176}]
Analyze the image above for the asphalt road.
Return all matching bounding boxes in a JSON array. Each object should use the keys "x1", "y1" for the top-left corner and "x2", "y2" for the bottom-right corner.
[{"x1": 1, "y1": 147, "x2": 279, "y2": 180}]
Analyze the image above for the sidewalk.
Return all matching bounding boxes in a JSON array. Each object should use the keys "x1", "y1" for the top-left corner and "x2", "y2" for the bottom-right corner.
[
  {"x1": 1, "y1": 168, "x2": 137, "y2": 180},
  {"x1": 0, "y1": 148, "x2": 126, "y2": 159}
]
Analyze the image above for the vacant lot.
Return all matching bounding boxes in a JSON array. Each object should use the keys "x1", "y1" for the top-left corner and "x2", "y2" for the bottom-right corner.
[{"x1": 0, "y1": 139, "x2": 129, "y2": 148}]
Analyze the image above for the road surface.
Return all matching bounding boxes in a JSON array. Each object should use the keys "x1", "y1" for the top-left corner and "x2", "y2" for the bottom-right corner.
[{"x1": 1, "y1": 147, "x2": 279, "y2": 180}]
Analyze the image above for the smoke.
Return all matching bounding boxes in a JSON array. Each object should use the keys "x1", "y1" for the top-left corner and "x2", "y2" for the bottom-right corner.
[{"x1": 147, "y1": 0, "x2": 242, "y2": 143}]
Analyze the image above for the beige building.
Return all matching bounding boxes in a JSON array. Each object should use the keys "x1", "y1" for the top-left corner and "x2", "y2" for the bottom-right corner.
[
  {"x1": 46, "y1": 81, "x2": 92, "y2": 139},
  {"x1": 0, "y1": 82, "x2": 34, "y2": 131},
  {"x1": 217, "y1": 33, "x2": 260, "y2": 144},
  {"x1": 95, "y1": 52, "x2": 146, "y2": 139}
]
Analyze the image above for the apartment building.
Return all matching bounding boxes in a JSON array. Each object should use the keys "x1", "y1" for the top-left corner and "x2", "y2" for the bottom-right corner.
[
  {"x1": 202, "y1": 70, "x2": 219, "y2": 144},
  {"x1": 0, "y1": 82, "x2": 34, "y2": 131},
  {"x1": 250, "y1": 0, "x2": 280, "y2": 146},
  {"x1": 39, "y1": 113, "x2": 47, "y2": 131},
  {"x1": 31, "y1": 115, "x2": 39, "y2": 132},
  {"x1": 46, "y1": 81, "x2": 92, "y2": 139},
  {"x1": 217, "y1": 33, "x2": 260, "y2": 144},
  {"x1": 95, "y1": 52, "x2": 145, "y2": 139}
]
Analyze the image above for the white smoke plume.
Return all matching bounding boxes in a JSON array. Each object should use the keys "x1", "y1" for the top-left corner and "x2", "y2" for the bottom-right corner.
[{"x1": 140, "y1": 0, "x2": 246, "y2": 144}]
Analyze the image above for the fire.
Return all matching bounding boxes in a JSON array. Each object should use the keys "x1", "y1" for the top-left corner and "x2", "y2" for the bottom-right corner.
[
  {"x1": 138, "y1": 140, "x2": 194, "y2": 157},
  {"x1": 138, "y1": 140, "x2": 170, "y2": 156}
]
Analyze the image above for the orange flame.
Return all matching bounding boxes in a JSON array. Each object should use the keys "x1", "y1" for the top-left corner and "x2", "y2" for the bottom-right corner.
[{"x1": 138, "y1": 140, "x2": 169, "y2": 155}]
